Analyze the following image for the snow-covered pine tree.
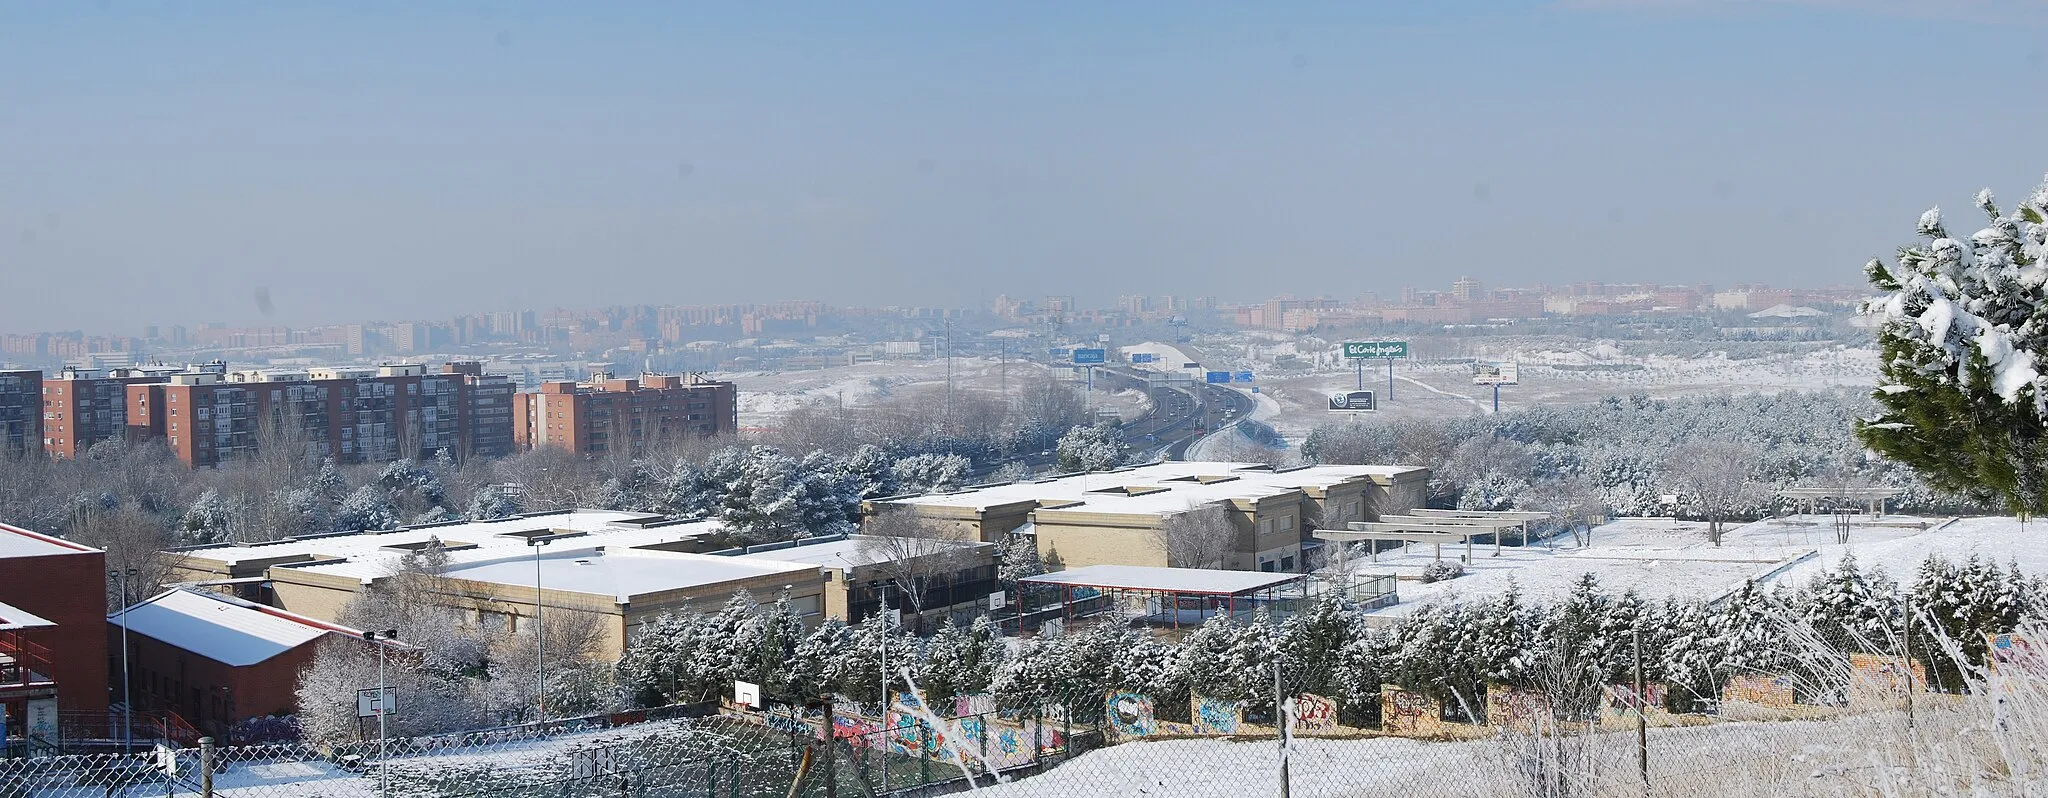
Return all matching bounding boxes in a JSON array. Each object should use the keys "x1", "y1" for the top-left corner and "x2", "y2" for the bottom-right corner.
[
  {"x1": 1178, "y1": 615, "x2": 1247, "y2": 704},
  {"x1": 892, "y1": 453, "x2": 974, "y2": 494},
  {"x1": 957, "y1": 614, "x2": 1009, "y2": 698},
  {"x1": 1469, "y1": 579, "x2": 1533, "y2": 687},
  {"x1": 1054, "y1": 423, "x2": 1124, "y2": 473},
  {"x1": 1658, "y1": 598, "x2": 1723, "y2": 712},
  {"x1": 465, "y1": 482, "x2": 525, "y2": 520},
  {"x1": 1279, "y1": 592, "x2": 1357, "y2": 700},
  {"x1": 918, "y1": 621, "x2": 968, "y2": 705},
  {"x1": 838, "y1": 445, "x2": 902, "y2": 499},
  {"x1": 1859, "y1": 179, "x2": 2048, "y2": 514},
  {"x1": 178, "y1": 488, "x2": 237, "y2": 545},
  {"x1": 333, "y1": 484, "x2": 399, "y2": 532}
]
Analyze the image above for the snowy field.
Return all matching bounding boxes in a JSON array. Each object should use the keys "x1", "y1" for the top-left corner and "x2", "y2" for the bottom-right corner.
[
  {"x1": 976, "y1": 710, "x2": 1997, "y2": 798},
  {"x1": 1183, "y1": 332, "x2": 1877, "y2": 443},
  {"x1": 1357, "y1": 515, "x2": 2048, "y2": 620}
]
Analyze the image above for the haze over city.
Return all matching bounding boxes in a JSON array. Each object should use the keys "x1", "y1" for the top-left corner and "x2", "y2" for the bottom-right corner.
[
  {"x1": 12, "y1": 5, "x2": 2048, "y2": 797},
  {"x1": 9, "y1": 1, "x2": 2048, "y2": 333}
]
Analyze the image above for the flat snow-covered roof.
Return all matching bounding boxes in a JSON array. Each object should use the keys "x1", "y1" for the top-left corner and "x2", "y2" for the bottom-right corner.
[
  {"x1": 885, "y1": 462, "x2": 1422, "y2": 516},
  {"x1": 437, "y1": 549, "x2": 820, "y2": 602},
  {"x1": 0, "y1": 523, "x2": 99, "y2": 559},
  {"x1": 737, "y1": 535, "x2": 988, "y2": 570},
  {"x1": 1022, "y1": 564, "x2": 1305, "y2": 596},
  {"x1": 114, "y1": 589, "x2": 357, "y2": 667},
  {"x1": 179, "y1": 511, "x2": 714, "y2": 568}
]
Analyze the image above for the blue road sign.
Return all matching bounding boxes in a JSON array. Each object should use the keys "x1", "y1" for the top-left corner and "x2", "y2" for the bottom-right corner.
[
  {"x1": 1131, "y1": 353, "x2": 1157, "y2": 364},
  {"x1": 1048, "y1": 348, "x2": 1070, "y2": 357},
  {"x1": 1206, "y1": 371, "x2": 1232, "y2": 384},
  {"x1": 1072, "y1": 348, "x2": 1106, "y2": 364},
  {"x1": 1251, "y1": 387, "x2": 1261, "y2": 393},
  {"x1": 1234, "y1": 371, "x2": 1254, "y2": 384}
]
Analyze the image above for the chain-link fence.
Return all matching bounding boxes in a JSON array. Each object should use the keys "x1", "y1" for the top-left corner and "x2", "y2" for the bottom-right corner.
[{"x1": 9, "y1": 656, "x2": 2044, "y2": 797}]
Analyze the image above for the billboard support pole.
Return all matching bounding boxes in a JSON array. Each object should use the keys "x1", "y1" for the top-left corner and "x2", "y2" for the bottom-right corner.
[
  {"x1": 1355, "y1": 358, "x2": 1363, "y2": 391},
  {"x1": 1492, "y1": 383, "x2": 1500, "y2": 414},
  {"x1": 1387, "y1": 358, "x2": 1395, "y2": 403}
]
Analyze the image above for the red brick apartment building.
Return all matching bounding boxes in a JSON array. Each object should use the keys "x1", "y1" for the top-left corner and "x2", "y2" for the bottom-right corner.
[
  {"x1": 514, "y1": 373, "x2": 736, "y2": 456},
  {"x1": 119, "y1": 361, "x2": 516, "y2": 468},
  {"x1": 40, "y1": 366, "x2": 181, "y2": 459},
  {"x1": 112, "y1": 588, "x2": 362, "y2": 740},
  {"x1": 0, "y1": 523, "x2": 109, "y2": 740}
]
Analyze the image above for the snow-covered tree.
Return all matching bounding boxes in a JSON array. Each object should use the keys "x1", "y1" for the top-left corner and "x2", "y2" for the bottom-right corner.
[
  {"x1": 892, "y1": 453, "x2": 973, "y2": 494},
  {"x1": 838, "y1": 444, "x2": 901, "y2": 499},
  {"x1": 1661, "y1": 441, "x2": 1768, "y2": 546},
  {"x1": 1860, "y1": 179, "x2": 2048, "y2": 515},
  {"x1": 177, "y1": 488, "x2": 237, "y2": 545},
  {"x1": 333, "y1": 484, "x2": 399, "y2": 532},
  {"x1": 1054, "y1": 423, "x2": 1123, "y2": 473},
  {"x1": 466, "y1": 483, "x2": 525, "y2": 520},
  {"x1": 379, "y1": 458, "x2": 446, "y2": 508},
  {"x1": 1154, "y1": 502, "x2": 1238, "y2": 569}
]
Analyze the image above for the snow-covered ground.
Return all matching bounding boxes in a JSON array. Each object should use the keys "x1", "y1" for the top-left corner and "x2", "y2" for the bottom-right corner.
[{"x1": 1357, "y1": 515, "x2": 2048, "y2": 619}]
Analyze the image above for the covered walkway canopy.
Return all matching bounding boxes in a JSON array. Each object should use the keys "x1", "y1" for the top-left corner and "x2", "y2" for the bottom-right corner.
[
  {"x1": 1315, "y1": 509, "x2": 1552, "y2": 562},
  {"x1": 1021, "y1": 565, "x2": 1311, "y2": 630},
  {"x1": 1777, "y1": 487, "x2": 1900, "y2": 517}
]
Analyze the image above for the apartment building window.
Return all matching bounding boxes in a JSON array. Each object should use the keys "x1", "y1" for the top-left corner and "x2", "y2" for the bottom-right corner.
[{"x1": 1257, "y1": 519, "x2": 1272, "y2": 536}]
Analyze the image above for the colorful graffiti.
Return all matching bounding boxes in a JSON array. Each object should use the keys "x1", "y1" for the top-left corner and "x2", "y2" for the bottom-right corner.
[
  {"x1": 1487, "y1": 685, "x2": 1550, "y2": 730},
  {"x1": 1603, "y1": 683, "x2": 1668, "y2": 716},
  {"x1": 1721, "y1": 673, "x2": 1797, "y2": 709},
  {"x1": 1290, "y1": 693, "x2": 1338, "y2": 733},
  {"x1": 1991, "y1": 633, "x2": 2048, "y2": 676},
  {"x1": 1106, "y1": 691, "x2": 1157, "y2": 738},
  {"x1": 1380, "y1": 688, "x2": 1442, "y2": 735},
  {"x1": 1192, "y1": 695, "x2": 1242, "y2": 735}
]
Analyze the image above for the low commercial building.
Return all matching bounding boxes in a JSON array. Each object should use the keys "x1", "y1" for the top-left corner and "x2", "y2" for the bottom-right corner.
[
  {"x1": 728, "y1": 535, "x2": 998, "y2": 630},
  {"x1": 168, "y1": 511, "x2": 818, "y2": 659},
  {"x1": 874, "y1": 462, "x2": 1430, "y2": 573},
  {"x1": 111, "y1": 589, "x2": 363, "y2": 740}
]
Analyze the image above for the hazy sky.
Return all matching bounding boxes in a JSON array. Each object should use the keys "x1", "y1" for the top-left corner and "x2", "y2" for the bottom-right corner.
[{"x1": 6, "y1": 1, "x2": 2048, "y2": 334}]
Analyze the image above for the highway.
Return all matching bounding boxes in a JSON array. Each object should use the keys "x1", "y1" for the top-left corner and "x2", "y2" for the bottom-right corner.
[{"x1": 1091, "y1": 368, "x2": 1255, "y2": 462}]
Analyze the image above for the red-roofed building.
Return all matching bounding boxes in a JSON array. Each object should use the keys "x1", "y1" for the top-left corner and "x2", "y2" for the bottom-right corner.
[
  {"x1": 113, "y1": 589, "x2": 364, "y2": 741},
  {"x1": 0, "y1": 523, "x2": 108, "y2": 744}
]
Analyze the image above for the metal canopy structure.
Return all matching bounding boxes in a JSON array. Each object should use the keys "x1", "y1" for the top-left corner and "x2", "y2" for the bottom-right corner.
[
  {"x1": 1021, "y1": 565, "x2": 1313, "y2": 630},
  {"x1": 1778, "y1": 487, "x2": 1901, "y2": 517},
  {"x1": 1315, "y1": 508, "x2": 1553, "y2": 561}
]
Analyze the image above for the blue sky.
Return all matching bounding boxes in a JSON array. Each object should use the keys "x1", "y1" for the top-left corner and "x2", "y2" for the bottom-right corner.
[{"x1": 4, "y1": 1, "x2": 2046, "y2": 333}]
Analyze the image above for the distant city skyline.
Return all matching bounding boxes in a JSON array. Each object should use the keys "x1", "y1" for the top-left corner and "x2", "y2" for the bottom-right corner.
[{"x1": 8, "y1": 3, "x2": 2040, "y2": 333}]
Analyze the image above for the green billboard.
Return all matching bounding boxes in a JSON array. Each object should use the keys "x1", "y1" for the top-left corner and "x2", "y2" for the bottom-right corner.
[{"x1": 1343, "y1": 341, "x2": 1409, "y2": 359}]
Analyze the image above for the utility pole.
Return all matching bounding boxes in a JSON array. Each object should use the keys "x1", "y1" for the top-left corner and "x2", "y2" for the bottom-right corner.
[{"x1": 876, "y1": 580, "x2": 892, "y2": 791}]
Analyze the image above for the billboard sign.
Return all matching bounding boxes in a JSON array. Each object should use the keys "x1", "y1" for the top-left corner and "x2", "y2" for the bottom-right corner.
[
  {"x1": 1343, "y1": 341, "x2": 1410, "y2": 359},
  {"x1": 1472, "y1": 362, "x2": 1519, "y2": 385},
  {"x1": 1205, "y1": 371, "x2": 1232, "y2": 384},
  {"x1": 1329, "y1": 390, "x2": 1376, "y2": 412},
  {"x1": 1072, "y1": 348, "x2": 1106, "y2": 364},
  {"x1": 1131, "y1": 353, "x2": 1158, "y2": 364},
  {"x1": 1234, "y1": 371, "x2": 1254, "y2": 384}
]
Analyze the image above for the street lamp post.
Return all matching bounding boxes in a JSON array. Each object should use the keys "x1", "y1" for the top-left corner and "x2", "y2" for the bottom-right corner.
[
  {"x1": 526, "y1": 534, "x2": 574, "y2": 726},
  {"x1": 363, "y1": 629, "x2": 399, "y2": 798},
  {"x1": 108, "y1": 567, "x2": 137, "y2": 753}
]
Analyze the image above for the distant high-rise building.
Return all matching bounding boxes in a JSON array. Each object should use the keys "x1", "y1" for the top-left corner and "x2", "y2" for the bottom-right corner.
[
  {"x1": 123, "y1": 361, "x2": 518, "y2": 468},
  {"x1": 344, "y1": 324, "x2": 368, "y2": 357},
  {"x1": 394, "y1": 322, "x2": 428, "y2": 355},
  {"x1": 1451, "y1": 277, "x2": 1483, "y2": 303},
  {"x1": 514, "y1": 373, "x2": 736, "y2": 457},
  {"x1": 0, "y1": 370, "x2": 42, "y2": 455}
]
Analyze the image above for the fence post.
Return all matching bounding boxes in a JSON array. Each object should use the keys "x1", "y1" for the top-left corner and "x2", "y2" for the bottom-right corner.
[
  {"x1": 198, "y1": 737, "x2": 214, "y2": 798},
  {"x1": 919, "y1": 722, "x2": 930, "y2": 786},
  {"x1": 1903, "y1": 600, "x2": 1916, "y2": 731},
  {"x1": 822, "y1": 700, "x2": 838, "y2": 798},
  {"x1": 976, "y1": 713, "x2": 988, "y2": 780},
  {"x1": 1276, "y1": 659, "x2": 1290, "y2": 798},
  {"x1": 1634, "y1": 627, "x2": 1648, "y2": 794}
]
